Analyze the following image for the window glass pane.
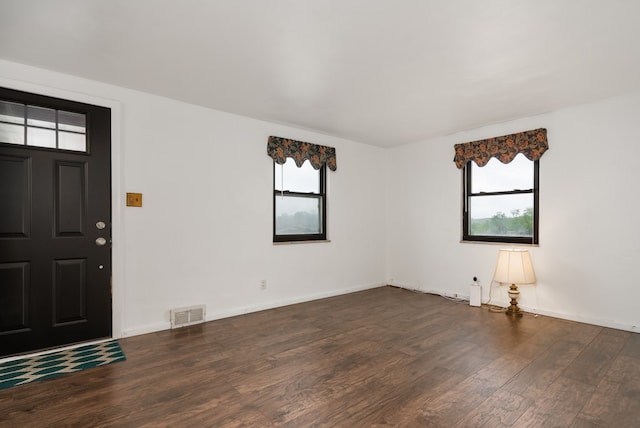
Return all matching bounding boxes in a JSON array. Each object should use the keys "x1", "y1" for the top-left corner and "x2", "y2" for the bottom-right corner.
[
  {"x1": 0, "y1": 101, "x2": 24, "y2": 124},
  {"x1": 469, "y1": 194, "x2": 534, "y2": 237},
  {"x1": 471, "y1": 154, "x2": 533, "y2": 193},
  {"x1": 27, "y1": 105, "x2": 56, "y2": 129},
  {"x1": 27, "y1": 127, "x2": 56, "y2": 148},
  {"x1": 58, "y1": 111, "x2": 86, "y2": 133},
  {"x1": 0, "y1": 123, "x2": 24, "y2": 145},
  {"x1": 275, "y1": 195, "x2": 322, "y2": 235},
  {"x1": 274, "y1": 158, "x2": 320, "y2": 193},
  {"x1": 58, "y1": 131, "x2": 86, "y2": 151}
]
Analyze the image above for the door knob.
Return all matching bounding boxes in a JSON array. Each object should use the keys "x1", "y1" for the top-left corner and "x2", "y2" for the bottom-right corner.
[{"x1": 95, "y1": 237, "x2": 107, "y2": 246}]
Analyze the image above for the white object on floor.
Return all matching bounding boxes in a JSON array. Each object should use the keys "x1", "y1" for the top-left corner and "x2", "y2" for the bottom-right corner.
[{"x1": 470, "y1": 284, "x2": 481, "y2": 307}]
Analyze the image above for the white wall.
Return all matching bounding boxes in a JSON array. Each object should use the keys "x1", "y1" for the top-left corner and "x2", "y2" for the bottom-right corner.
[
  {"x1": 0, "y1": 59, "x2": 387, "y2": 337},
  {"x1": 2, "y1": 58, "x2": 639, "y2": 335},
  {"x1": 386, "y1": 91, "x2": 640, "y2": 331}
]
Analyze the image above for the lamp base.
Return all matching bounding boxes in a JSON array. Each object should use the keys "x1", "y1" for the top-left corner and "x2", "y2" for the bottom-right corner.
[
  {"x1": 505, "y1": 283, "x2": 524, "y2": 318},
  {"x1": 505, "y1": 307, "x2": 524, "y2": 318}
]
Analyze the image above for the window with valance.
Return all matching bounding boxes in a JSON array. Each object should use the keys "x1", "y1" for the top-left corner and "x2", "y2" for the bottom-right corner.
[
  {"x1": 454, "y1": 128, "x2": 549, "y2": 245},
  {"x1": 267, "y1": 136, "x2": 337, "y2": 243}
]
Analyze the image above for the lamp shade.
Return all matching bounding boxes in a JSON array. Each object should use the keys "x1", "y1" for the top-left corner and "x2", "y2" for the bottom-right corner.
[{"x1": 493, "y1": 249, "x2": 536, "y2": 285}]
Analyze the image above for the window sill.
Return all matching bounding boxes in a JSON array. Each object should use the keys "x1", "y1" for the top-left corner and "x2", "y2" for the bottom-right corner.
[
  {"x1": 273, "y1": 240, "x2": 332, "y2": 245},
  {"x1": 460, "y1": 239, "x2": 539, "y2": 247}
]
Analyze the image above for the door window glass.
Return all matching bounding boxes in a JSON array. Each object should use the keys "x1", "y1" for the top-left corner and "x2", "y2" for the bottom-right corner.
[{"x1": 0, "y1": 100, "x2": 87, "y2": 152}]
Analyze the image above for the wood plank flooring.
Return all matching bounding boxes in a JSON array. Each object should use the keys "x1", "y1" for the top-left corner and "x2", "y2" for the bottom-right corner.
[{"x1": 2, "y1": 286, "x2": 640, "y2": 427}]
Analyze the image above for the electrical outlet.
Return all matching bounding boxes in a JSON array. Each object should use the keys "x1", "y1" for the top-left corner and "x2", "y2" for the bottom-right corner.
[{"x1": 260, "y1": 280, "x2": 267, "y2": 290}]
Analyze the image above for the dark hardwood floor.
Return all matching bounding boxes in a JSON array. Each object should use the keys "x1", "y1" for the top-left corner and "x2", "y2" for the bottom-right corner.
[{"x1": 2, "y1": 286, "x2": 640, "y2": 427}]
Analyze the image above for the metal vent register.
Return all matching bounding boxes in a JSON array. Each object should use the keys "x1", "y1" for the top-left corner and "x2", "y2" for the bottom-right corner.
[{"x1": 170, "y1": 305, "x2": 206, "y2": 328}]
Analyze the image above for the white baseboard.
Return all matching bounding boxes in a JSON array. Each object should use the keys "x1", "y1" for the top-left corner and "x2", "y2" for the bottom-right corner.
[
  {"x1": 122, "y1": 322, "x2": 171, "y2": 337},
  {"x1": 205, "y1": 282, "x2": 385, "y2": 322},
  {"x1": 390, "y1": 281, "x2": 470, "y2": 302},
  {"x1": 518, "y1": 305, "x2": 639, "y2": 333},
  {"x1": 391, "y1": 283, "x2": 639, "y2": 333},
  {"x1": 122, "y1": 282, "x2": 385, "y2": 338}
]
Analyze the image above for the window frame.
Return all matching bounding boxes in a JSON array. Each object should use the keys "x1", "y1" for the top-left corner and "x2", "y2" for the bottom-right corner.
[
  {"x1": 462, "y1": 159, "x2": 539, "y2": 245},
  {"x1": 273, "y1": 161, "x2": 327, "y2": 243}
]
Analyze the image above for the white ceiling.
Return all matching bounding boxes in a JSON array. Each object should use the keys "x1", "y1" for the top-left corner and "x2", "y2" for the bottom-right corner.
[{"x1": 1, "y1": 0, "x2": 640, "y2": 147}]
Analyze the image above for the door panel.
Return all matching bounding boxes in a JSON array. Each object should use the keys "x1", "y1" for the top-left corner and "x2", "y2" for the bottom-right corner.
[
  {"x1": 0, "y1": 155, "x2": 30, "y2": 238},
  {"x1": 0, "y1": 261, "x2": 30, "y2": 333},
  {"x1": 0, "y1": 87, "x2": 111, "y2": 357},
  {"x1": 55, "y1": 161, "x2": 86, "y2": 236},
  {"x1": 53, "y1": 258, "x2": 87, "y2": 325}
]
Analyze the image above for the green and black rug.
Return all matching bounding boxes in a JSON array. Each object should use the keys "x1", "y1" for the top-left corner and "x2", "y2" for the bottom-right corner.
[{"x1": 0, "y1": 340, "x2": 126, "y2": 390}]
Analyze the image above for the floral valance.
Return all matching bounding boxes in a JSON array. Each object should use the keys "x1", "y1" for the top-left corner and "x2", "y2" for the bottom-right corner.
[
  {"x1": 267, "y1": 136, "x2": 337, "y2": 171},
  {"x1": 453, "y1": 128, "x2": 548, "y2": 169}
]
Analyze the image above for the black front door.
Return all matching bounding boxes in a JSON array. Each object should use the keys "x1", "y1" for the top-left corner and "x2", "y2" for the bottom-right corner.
[{"x1": 0, "y1": 87, "x2": 112, "y2": 357}]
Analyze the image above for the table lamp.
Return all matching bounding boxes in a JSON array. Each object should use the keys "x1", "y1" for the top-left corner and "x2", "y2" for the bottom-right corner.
[{"x1": 493, "y1": 249, "x2": 536, "y2": 317}]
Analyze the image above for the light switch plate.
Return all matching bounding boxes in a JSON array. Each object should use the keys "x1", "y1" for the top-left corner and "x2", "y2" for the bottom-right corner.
[{"x1": 126, "y1": 192, "x2": 143, "y2": 207}]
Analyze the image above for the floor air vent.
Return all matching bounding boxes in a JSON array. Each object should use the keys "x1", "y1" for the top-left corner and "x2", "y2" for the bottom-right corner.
[{"x1": 170, "y1": 305, "x2": 206, "y2": 329}]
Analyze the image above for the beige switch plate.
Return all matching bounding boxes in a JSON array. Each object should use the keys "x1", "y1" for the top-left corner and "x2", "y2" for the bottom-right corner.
[{"x1": 126, "y1": 192, "x2": 143, "y2": 207}]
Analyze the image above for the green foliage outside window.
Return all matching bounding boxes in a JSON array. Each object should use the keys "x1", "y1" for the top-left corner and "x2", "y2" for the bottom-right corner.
[{"x1": 470, "y1": 207, "x2": 533, "y2": 237}]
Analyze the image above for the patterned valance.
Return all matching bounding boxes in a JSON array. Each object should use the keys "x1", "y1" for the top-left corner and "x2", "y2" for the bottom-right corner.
[
  {"x1": 267, "y1": 136, "x2": 337, "y2": 171},
  {"x1": 453, "y1": 128, "x2": 548, "y2": 169}
]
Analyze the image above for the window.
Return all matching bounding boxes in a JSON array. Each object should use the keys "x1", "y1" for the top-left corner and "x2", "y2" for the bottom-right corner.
[
  {"x1": 267, "y1": 135, "x2": 336, "y2": 243},
  {"x1": 0, "y1": 99, "x2": 87, "y2": 152},
  {"x1": 273, "y1": 158, "x2": 326, "y2": 242},
  {"x1": 454, "y1": 128, "x2": 547, "y2": 244},
  {"x1": 463, "y1": 154, "x2": 539, "y2": 244}
]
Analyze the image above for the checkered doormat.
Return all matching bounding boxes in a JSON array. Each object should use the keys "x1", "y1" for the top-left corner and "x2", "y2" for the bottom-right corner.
[{"x1": 0, "y1": 340, "x2": 126, "y2": 390}]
